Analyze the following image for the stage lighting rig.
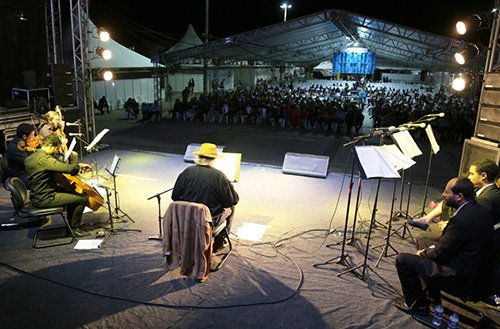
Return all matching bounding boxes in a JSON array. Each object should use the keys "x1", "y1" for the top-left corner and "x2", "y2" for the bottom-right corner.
[
  {"x1": 97, "y1": 28, "x2": 110, "y2": 42},
  {"x1": 451, "y1": 73, "x2": 474, "y2": 92},
  {"x1": 456, "y1": 12, "x2": 492, "y2": 35},
  {"x1": 454, "y1": 44, "x2": 480, "y2": 65},
  {"x1": 96, "y1": 47, "x2": 112, "y2": 60}
]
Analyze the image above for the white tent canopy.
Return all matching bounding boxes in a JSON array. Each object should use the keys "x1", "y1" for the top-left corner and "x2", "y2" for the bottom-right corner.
[
  {"x1": 165, "y1": 24, "x2": 203, "y2": 54},
  {"x1": 89, "y1": 20, "x2": 155, "y2": 69}
]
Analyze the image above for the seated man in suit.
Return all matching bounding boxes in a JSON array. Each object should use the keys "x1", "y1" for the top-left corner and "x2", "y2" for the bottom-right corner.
[
  {"x1": 394, "y1": 177, "x2": 494, "y2": 315},
  {"x1": 172, "y1": 143, "x2": 239, "y2": 250},
  {"x1": 409, "y1": 159, "x2": 500, "y2": 241}
]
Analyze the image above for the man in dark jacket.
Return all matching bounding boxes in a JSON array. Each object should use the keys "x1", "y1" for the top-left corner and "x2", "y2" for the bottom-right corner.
[
  {"x1": 172, "y1": 143, "x2": 239, "y2": 249},
  {"x1": 394, "y1": 177, "x2": 494, "y2": 315},
  {"x1": 25, "y1": 135, "x2": 92, "y2": 236},
  {"x1": 6, "y1": 123, "x2": 36, "y2": 187}
]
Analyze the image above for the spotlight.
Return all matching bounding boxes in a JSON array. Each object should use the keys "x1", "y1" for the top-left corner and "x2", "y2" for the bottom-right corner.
[
  {"x1": 97, "y1": 28, "x2": 110, "y2": 42},
  {"x1": 456, "y1": 13, "x2": 487, "y2": 35},
  {"x1": 96, "y1": 47, "x2": 112, "y2": 60},
  {"x1": 102, "y1": 70, "x2": 113, "y2": 81},
  {"x1": 451, "y1": 73, "x2": 474, "y2": 91},
  {"x1": 454, "y1": 44, "x2": 480, "y2": 65}
]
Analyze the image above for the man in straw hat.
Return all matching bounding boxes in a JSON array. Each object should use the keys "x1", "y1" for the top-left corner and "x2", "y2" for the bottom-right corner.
[{"x1": 172, "y1": 143, "x2": 239, "y2": 250}]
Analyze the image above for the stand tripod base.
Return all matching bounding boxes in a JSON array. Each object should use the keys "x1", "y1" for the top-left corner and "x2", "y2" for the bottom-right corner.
[
  {"x1": 148, "y1": 235, "x2": 162, "y2": 241},
  {"x1": 313, "y1": 253, "x2": 352, "y2": 269}
]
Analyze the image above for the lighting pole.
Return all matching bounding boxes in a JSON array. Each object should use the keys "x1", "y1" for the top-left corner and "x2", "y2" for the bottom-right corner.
[{"x1": 280, "y1": 3, "x2": 291, "y2": 22}]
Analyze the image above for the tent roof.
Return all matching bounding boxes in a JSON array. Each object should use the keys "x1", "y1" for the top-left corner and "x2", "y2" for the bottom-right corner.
[
  {"x1": 165, "y1": 24, "x2": 204, "y2": 54},
  {"x1": 89, "y1": 21, "x2": 155, "y2": 69},
  {"x1": 162, "y1": 9, "x2": 481, "y2": 72}
]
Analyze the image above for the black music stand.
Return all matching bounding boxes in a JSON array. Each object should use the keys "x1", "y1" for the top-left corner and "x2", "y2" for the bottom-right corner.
[
  {"x1": 313, "y1": 132, "x2": 376, "y2": 271},
  {"x1": 338, "y1": 145, "x2": 400, "y2": 282},
  {"x1": 106, "y1": 155, "x2": 135, "y2": 223},
  {"x1": 146, "y1": 188, "x2": 173, "y2": 241}
]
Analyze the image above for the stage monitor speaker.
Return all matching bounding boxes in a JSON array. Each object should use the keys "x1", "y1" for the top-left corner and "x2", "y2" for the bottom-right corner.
[
  {"x1": 183, "y1": 143, "x2": 225, "y2": 163},
  {"x1": 282, "y1": 152, "x2": 329, "y2": 178},
  {"x1": 459, "y1": 138, "x2": 500, "y2": 177}
]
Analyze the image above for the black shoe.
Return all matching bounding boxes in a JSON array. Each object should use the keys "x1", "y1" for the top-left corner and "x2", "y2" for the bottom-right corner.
[
  {"x1": 393, "y1": 298, "x2": 429, "y2": 316},
  {"x1": 73, "y1": 228, "x2": 91, "y2": 237},
  {"x1": 407, "y1": 219, "x2": 429, "y2": 231}
]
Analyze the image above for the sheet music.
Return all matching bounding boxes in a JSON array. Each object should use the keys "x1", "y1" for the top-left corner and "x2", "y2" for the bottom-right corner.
[
  {"x1": 355, "y1": 146, "x2": 400, "y2": 179},
  {"x1": 425, "y1": 124, "x2": 440, "y2": 154},
  {"x1": 391, "y1": 130, "x2": 423, "y2": 158},
  {"x1": 64, "y1": 138, "x2": 77, "y2": 162},
  {"x1": 86, "y1": 128, "x2": 109, "y2": 152},
  {"x1": 379, "y1": 144, "x2": 416, "y2": 171}
]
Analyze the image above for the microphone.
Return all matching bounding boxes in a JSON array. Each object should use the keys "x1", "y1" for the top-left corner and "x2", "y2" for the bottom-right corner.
[
  {"x1": 68, "y1": 133, "x2": 83, "y2": 137},
  {"x1": 66, "y1": 119, "x2": 81, "y2": 126},
  {"x1": 423, "y1": 112, "x2": 445, "y2": 118},
  {"x1": 374, "y1": 126, "x2": 406, "y2": 133},
  {"x1": 399, "y1": 122, "x2": 427, "y2": 129}
]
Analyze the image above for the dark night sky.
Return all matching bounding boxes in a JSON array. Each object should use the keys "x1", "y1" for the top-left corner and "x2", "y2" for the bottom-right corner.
[
  {"x1": 0, "y1": 0, "x2": 494, "y2": 99},
  {"x1": 90, "y1": 0, "x2": 493, "y2": 54}
]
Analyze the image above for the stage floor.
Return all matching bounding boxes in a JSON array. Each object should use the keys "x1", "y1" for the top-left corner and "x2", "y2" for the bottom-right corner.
[{"x1": 0, "y1": 110, "x2": 497, "y2": 329}]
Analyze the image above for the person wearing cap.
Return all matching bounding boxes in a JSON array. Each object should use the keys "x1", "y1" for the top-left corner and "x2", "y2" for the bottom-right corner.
[{"x1": 172, "y1": 143, "x2": 239, "y2": 250}]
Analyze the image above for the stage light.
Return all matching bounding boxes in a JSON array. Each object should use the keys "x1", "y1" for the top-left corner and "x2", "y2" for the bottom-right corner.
[
  {"x1": 96, "y1": 47, "x2": 112, "y2": 60},
  {"x1": 103, "y1": 70, "x2": 113, "y2": 81},
  {"x1": 454, "y1": 44, "x2": 479, "y2": 65},
  {"x1": 451, "y1": 73, "x2": 474, "y2": 91},
  {"x1": 456, "y1": 13, "x2": 487, "y2": 35},
  {"x1": 97, "y1": 28, "x2": 110, "y2": 42}
]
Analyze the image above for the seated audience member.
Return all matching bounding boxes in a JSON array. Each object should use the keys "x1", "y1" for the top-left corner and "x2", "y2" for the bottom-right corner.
[
  {"x1": 409, "y1": 159, "x2": 500, "y2": 241},
  {"x1": 394, "y1": 177, "x2": 494, "y2": 315},
  {"x1": 6, "y1": 123, "x2": 37, "y2": 187},
  {"x1": 171, "y1": 143, "x2": 239, "y2": 250},
  {"x1": 98, "y1": 96, "x2": 110, "y2": 114}
]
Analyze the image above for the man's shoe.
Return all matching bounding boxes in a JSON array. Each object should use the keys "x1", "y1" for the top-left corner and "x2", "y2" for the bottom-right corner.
[
  {"x1": 393, "y1": 298, "x2": 429, "y2": 316},
  {"x1": 407, "y1": 219, "x2": 429, "y2": 231},
  {"x1": 73, "y1": 228, "x2": 91, "y2": 237}
]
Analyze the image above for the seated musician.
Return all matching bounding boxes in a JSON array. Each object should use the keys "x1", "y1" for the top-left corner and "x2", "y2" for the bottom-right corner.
[
  {"x1": 172, "y1": 143, "x2": 239, "y2": 250},
  {"x1": 6, "y1": 123, "x2": 37, "y2": 187},
  {"x1": 24, "y1": 135, "x2": 92, "y2": 237},
  {"x1": 409, "y1": 159, "x2": 500, "y2": 242},
  {"x1": 39, "y1": 108, "x2": 78, "y2": 164}
]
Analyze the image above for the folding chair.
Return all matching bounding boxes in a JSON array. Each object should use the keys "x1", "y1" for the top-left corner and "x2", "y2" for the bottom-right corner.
[{"x1": 5, "y1": 177, "x2": 74, "y2": 248}]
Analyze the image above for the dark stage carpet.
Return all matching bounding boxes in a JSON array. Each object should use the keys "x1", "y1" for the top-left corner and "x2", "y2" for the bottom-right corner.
[{"x1": 0, "y1": 109, "x2": 498, "y2": 329}]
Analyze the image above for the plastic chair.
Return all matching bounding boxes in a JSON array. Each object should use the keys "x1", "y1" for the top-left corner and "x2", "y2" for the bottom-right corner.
[
  {"x1": 5, "y1": 177, "x2": 74, "y2": 248},
  {"x1": 0, "y1": 157, "x2": 9, "y2": 189}
]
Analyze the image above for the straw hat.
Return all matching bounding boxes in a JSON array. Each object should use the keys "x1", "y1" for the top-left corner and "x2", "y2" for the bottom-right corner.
[{"x1": 193, "y1": 143, "x2": 221, "y2": 158}]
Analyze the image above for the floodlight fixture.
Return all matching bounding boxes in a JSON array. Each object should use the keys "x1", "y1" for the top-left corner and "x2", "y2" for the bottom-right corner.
[
  {"x1": 103, "y1": 70, "x2": 113, "y2": 81},
  {"x1": 96, "y1": 47, "x2": 112, "y2": 60},
  {"x1": 97, "y1": 28, "x2": 110, "y2": 42},
  {"x1": 454, "y1": 44, "x2": 480, "y2": 65},
  {"x1": 280, "y1": 2, "x2": 292, "y2": 22},
  {"x1": 451, "y1": 73, "x2": 474, "y2": 91},
  {"x1": 456, "y1": 13, "x2": 488, "y2": 35}
]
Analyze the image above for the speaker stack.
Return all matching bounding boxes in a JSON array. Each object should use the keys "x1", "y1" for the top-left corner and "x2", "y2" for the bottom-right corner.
[
  {"x1": 476, "y1": 73, "x2": 500, "y2": 142},
  {"x1": 51, "y1": 64, "x2": 75, "y2": 107}
]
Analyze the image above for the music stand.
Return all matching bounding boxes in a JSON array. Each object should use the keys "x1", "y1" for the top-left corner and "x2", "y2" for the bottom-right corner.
[
  {"x1": 339, "y1": 145, "x2": 400, "y2": 282},
  {"x1": 106, "y1": 154, "x2": 135, "y2": 223}
]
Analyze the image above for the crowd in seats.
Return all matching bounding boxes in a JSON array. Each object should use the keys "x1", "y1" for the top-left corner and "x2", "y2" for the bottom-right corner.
[{"x1": 170, "y1": 79, "x2": 478, "y2": 141}]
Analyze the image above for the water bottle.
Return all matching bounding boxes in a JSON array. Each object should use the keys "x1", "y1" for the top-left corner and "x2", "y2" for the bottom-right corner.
[
  {"x1": 448, "y1": 312, "x2": 459, "y2": 329},
  {"x1": 432, "y1": 304, "x2": 444, "y2": 326}
]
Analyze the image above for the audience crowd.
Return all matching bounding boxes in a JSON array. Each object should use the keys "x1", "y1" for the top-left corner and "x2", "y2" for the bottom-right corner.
[{"x1": 169, "y1": 79, "x2": 478, "y2": 141}]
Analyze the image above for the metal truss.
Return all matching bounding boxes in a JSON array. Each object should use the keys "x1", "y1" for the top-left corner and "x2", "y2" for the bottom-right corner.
[
  {"x1": 70, "y1": 0, "x2": 94, "y2": 141},
  {"x1": 45, "y1": 0, "x2": 64, "y2": 108}
]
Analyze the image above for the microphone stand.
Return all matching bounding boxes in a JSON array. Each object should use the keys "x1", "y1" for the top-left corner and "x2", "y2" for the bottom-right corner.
[{"x1": 147, "y1": 188, "x2": 173, "y2": 240}]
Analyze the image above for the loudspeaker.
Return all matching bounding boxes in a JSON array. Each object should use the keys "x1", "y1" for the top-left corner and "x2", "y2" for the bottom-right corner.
[
  {"x1": 183, "y1": 143, "x2": 225, "y2": 162},
  {"x1": 282, "y1": 152, "x2": 329, "y2": 178},
  {"x1": 52, "y1": 64, "x2": 75, "y2": 107},
  {"x1": 459, "y1": 138, "x2": 500, "y2": 177},
  {"x1": 476, "y1": 73, "x2": 500, "y2": 142}
]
